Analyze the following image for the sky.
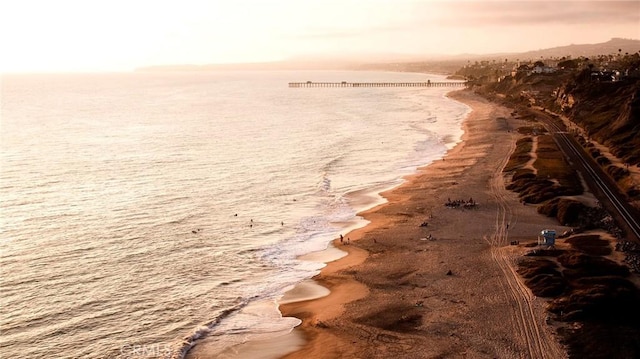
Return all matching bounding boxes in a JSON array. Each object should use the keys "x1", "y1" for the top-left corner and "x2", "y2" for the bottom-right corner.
[{"x1": 0, "y1": 0, "x2": 638, "y2": 72}]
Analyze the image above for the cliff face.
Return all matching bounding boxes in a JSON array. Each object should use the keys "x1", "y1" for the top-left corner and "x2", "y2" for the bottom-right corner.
[
  {"x1": 476, "y1": 70, "x2": 640, "y2": 167},
  {"x1": 556, "y1": 74, "x2": 640, "y2": 165}
]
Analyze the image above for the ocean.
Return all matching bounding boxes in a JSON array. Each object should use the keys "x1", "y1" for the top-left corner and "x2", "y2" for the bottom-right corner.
[{"x1": 0, "y1": 70, "x2": 469, "y2": 358}]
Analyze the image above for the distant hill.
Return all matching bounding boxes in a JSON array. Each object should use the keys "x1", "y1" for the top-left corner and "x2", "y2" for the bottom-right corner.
[
  {"x1": 136, "y1": 38, "x2": 640, "y2": 73},
  {"x1": 404, "y1": 38, "x2": 640, "y2": 62},
  {"x1": 514, "y1": 38, "x2": 640, "y2": 60},
  {"x1": 352, "y1": 38, "x2": 640, "y2": 74}
]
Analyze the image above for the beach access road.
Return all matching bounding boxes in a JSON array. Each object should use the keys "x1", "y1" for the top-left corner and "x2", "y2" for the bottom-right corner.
[{"x1": 487, "y1": 140, "x2": 565, "y2": 359}]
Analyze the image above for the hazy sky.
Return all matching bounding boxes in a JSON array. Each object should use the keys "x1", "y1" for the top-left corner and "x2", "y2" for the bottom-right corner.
[{"x1": 1, "y1": 0, "x2": 638, "y2": 72}]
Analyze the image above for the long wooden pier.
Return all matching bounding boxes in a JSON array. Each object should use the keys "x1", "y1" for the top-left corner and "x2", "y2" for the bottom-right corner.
[{"x1": 288, "y1": 81, "x2": 467, "y2": 88}]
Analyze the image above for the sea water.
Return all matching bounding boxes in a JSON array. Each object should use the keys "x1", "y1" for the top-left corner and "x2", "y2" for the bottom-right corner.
[{"x1": 0, "y1": 70, "x2": 469, "y2": 358}]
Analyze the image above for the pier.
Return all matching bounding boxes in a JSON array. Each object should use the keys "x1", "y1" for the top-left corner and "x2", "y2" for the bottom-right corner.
[{"x1": 288, "y1": 81, "x2": 467, "y2": 88}]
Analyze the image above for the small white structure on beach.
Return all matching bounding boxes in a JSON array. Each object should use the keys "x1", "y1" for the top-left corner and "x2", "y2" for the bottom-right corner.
[{"x1": 538, "y1": 229, "x2": 556, "y2": 247}]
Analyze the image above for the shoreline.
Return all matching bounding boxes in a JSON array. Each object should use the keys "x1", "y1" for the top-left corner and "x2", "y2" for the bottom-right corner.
[
  {"x1": 278, "y1": 89, "x2": 567, "y2": 358},
  {"x1": 182, "y1": 72, "x2": 465, "y2": 359}
]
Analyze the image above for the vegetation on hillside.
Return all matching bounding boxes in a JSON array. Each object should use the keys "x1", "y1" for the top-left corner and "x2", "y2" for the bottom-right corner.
[{"x1": 457, "y1": 50, "x2": 640, "y2": 166}]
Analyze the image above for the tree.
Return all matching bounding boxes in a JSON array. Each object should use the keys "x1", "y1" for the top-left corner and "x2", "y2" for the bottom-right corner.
[
  {"x1": 558, "y1": 59, "x2": 578, "y2": 69},
  {"x1": 534, "y1": 60, "x2": 545, "y2": 67}
]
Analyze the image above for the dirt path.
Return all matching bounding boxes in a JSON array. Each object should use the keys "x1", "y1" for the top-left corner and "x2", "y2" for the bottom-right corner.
[{"x1": 487, "y1": 139, "x2": 566, "y2": 359}]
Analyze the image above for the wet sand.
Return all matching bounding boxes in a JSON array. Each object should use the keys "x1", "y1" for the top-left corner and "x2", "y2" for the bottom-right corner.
[{"x1": 278, "y1": 90, "x2": 568, "y2": 358}]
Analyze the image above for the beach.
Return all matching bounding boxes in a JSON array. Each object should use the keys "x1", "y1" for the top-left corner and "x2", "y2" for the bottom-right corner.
[
  {"x1": 3, "y1": 71, "x2": 475, "y2": 359},
  {"x1": 278, "y1": 90, "x2": 568, "y2": 358}
]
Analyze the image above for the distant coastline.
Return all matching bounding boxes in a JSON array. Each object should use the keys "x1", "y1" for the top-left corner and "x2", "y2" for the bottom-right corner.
[{"x1": 135, "y1": 38, "x2": 639, "y2": 75}]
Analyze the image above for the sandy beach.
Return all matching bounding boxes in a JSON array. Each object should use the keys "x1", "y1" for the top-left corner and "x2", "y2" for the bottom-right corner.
[{"x1": 278, "y1": 90, "x2": 569, "y2": 358}]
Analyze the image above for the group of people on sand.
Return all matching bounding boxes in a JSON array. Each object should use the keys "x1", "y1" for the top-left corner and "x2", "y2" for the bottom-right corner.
[
  {"x1": 339, "y1": 234, "x2": 351, "y2": 245},
  {"x1": 445, "y1": 197, "x2": 477, "y2": 209}
]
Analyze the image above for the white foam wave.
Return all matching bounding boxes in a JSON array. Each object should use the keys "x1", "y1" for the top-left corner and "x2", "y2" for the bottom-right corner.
[{"x1": 168, "y1": 298, "x2": 253, "y2": 359}]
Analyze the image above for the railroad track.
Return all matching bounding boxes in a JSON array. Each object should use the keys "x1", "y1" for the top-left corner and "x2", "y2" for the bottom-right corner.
[
  {"x1": 534, "y1": 110, "x2": 640, "y2": 242},
  {"x1": 481, "y1": 107, "x2": 640, "y2": 359}
]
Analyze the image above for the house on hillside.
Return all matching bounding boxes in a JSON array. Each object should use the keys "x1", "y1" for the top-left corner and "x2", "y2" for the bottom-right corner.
[
  {"x1": 590, "y1": 71, "x2": 619, "y2": 82},
  {"x1": 532, "y1": 65, "x2": 557, "y2": 74},
  {"x1": 513, "y1": 64, "x2": 532, "y2": 77}
]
